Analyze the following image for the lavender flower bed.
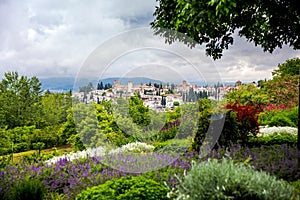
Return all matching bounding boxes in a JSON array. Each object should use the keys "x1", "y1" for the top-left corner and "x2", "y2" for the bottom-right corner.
[
  {"x1": 226, "y1": 144, "x2": 299, "y2": 181},
  {"x1": 0, "y1": 153, "x2": 191, "y2": 199},
  {"x1": 0, "y1": 144, "x2": 298, "y2": 199}
]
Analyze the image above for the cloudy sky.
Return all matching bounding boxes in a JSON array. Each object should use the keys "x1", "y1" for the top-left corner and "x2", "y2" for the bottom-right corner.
[{"x1": 1, "y1": 0, "x2": 299, "y2": 84}]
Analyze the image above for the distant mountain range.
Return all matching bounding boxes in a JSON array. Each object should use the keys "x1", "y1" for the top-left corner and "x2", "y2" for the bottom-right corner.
[
  {"x1": 40, "y1": 77, "x2": 165, "y2": 91},
  {"x1": 40, "y1": 77, "x2": 236, "y2": 91},
  {"x1": 40, "y1": 77, "x2": 75, "y2": 91},
  {"x1": 98, "y1": 77, "x2": 165, "y2": 85}
]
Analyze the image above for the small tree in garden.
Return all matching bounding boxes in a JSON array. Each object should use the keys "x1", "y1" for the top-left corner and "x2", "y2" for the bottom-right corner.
[
  {"x1": 192, "y1": 99, "x2": 211, "y2": 151},
  {"x1": 272, "y1": 57, "x2": 300, "y2": 78},
  {"x1": 261, "y1": 75, "x2": 298, "y2": 106},
  {"x1": 32, "y1": 142, "x2": 45, "y2": 156},
  {"x1": 226, "y1": 101, "x2": 262, "y2": 143},
  {"x1": 225, "y1": 84, "x2": 269, "y2": 106},
  {"x1": 129, "y1": 95, "x2": 151, "y2": 126}
]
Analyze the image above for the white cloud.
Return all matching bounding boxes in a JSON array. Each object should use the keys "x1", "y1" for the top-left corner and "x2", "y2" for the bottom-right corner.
[
  {"x1": 0, "y1": 0, "x2": 299, "y2": 83},
  {"x1": 0, "y1": 0, "x2": 157, "y2": 78}
]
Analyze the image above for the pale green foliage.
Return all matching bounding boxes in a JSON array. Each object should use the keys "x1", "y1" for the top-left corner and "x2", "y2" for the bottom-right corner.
[
  {"x1": 41, "y1": 92, "x2": 72, "y2": 125},
  {"x1": 170, "y1": 159, "x2": 297, "y2": 200},
  {"x1": 226, "y1": 84, "x2": 268, "y2": 105},
  {"x1": 112, "y1": 112, "x2": 143, "y2": 140},
  {"x1": 129, "y1": 95, "x2": 151, "y2": 126},
  {"x1": 76, "y1": 176, "x2": 168, "y2": 200}
]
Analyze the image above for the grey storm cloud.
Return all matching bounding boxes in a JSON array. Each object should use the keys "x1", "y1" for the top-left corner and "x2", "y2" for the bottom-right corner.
[{"x1": 0, "y1": 0, "x2": 299, "y2": 82}]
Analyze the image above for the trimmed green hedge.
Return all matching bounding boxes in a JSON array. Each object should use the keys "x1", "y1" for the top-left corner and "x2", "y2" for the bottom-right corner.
[
  {"x1": 247, "y1": 132, "x2": 297, "y2": 146},
  {"x1": 76, "y1": 176, "x2": 169, "y2": 200}
]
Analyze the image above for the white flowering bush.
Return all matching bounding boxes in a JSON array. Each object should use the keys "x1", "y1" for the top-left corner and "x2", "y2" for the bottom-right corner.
[
  {"x1": 45, "y1": 146, "x2": 106, "y2": 165},
  {"x1": 258, "y1": 126, "x2": 297, "y2": 137},
  {"x1": 45, "y1": 142, "x2": 155, "y2": 165},
  {"x1": 109, "y1": 142, "x2": 155, "y2": 154}
]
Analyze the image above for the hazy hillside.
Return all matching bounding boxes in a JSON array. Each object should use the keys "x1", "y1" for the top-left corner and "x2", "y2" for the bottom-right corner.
[
  {"x1": 40, "y1": 77, "x2": 165, "y2": 91},
  {"x1": 40, "y1": 76, "x2": 237, "y2": 91}
]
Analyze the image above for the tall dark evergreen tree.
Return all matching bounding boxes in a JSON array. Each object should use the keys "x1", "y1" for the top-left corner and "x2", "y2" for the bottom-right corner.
[{"x1": 97, "y1": 81, "x2": 104, "y2": 90}]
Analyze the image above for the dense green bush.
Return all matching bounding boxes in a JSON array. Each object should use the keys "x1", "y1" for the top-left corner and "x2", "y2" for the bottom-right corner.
[
  {"x1": 7, "y1": 177, "x2": 46, "y2": 200},
  {"x1": 247, "y1": 132, "x2": 297, "y2": 146},
  {"x1": 259, "y1": 107, "x2": 298, "y2": 127},
  {"x1": 268, "y1": 115, "x2": 295, "y2": 127},
  {"x1": 76, "y1": 176, "x2": 169, "y2": 200},
  {"x1": 191, "y1": 102, "x2": 210, "y2": 152},
  {"x1": 152, "y1": 140, "x2": 170, "y2": 150},
  {"x1": 193, "y1": 109, "x2": 241, "y2": 151},
  {"x1": 170, "y1": 159, "x2": 297, "y2": 200},
  {"x1": 153, "y1": 139, "x2": 191, "y2": 153},
  {"x1": 217, "y1": 110, "x2": 239, "y2": 147},
  {"x1": 290, "y1": 180, "x2": 300, "y2": 195},
  {"x1": 0, "y1": 125, "x2": 62, "y2": 155},
  {"x1": 159, "y1": 126, "x2": 178, "y2": 141},
  {"x1": 0, "y1": 155, "x2": 11, "y2": 169}
]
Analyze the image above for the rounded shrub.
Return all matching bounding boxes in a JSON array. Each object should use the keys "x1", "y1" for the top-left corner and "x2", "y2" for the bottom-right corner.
[
  {"x1": 170, "y1": 158, "x2": 298, "y2": 200},
  {"x1": 259, "y1": 106, "x2": 298, "y2": 128},
  {"x1": 153, "y1": 139, "x2": 191, "y2": 154},
  {"x1": 268, "y1": 115, "x2": 295, "y2": 127},
  {"x1": 248, "y1": 132, "x2": 297, "y2": 146},
  {"x1": 76, "y1": 175, "x2": 169, "y2": 200},
  {"x1": 290, "y1": 180, "x2": 300, "y2": 195}
]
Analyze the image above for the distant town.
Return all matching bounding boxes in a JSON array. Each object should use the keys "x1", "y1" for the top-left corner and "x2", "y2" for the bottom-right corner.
[{"x1": 72, "y1": 79, "x2": 250, "y2": 111}]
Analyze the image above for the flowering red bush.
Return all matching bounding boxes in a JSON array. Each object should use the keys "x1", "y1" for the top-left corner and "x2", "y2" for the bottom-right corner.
[{"x1": 226, "y1": 102, "x2": 262, "y2": 143}]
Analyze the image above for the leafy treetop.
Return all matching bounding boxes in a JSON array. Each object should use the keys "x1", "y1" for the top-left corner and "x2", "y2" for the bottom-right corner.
[
  {"x1": 151, "y1": 0, "x2": 300, "y2": 59},
  {"x1": 272, "y1": 57, "x2": 300, "y2": 78}
]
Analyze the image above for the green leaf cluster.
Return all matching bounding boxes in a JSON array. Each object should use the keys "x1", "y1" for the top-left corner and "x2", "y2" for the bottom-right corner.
[
  {"x1": 0, "y1": 72, "x2": 42, "y2": 129},
  {"x1": 248, "y1": 132, "x2": 297, "y2": 146},
  {"x1": 151, "y1": 0, "x2": 300, "y2": 59},
  {"x1": 76, "y1": 176, "x2": 169, "y2": 200},
  {"x1": 259, "y1": 107, "x2": 298, "y2": 127},
  {"x1": 226, "y1": 84, "x2": 269, "y2": 106},
  {"x1": 272, "y1": 58, "x2": 300, "y2": 78}
]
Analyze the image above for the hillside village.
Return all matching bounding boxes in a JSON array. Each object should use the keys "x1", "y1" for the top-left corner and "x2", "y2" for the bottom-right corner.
[{"x1": 72, "y1": 79, "x2": 248, "y2": 111}]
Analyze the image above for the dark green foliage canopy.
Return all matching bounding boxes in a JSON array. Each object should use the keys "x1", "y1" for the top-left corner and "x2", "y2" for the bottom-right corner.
[
  {"x1": 0, "y1": 72, "x2": 42, "y2": 128},
  {"x1": 272, "y1": 57, "x2": 300, "y2": 77},
  {"x1": 129, "y1": 95, "x2": 151, "y2": 126},
  {"x1": 151, "y1": 0, "x2": 300, "y2": 59}
]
